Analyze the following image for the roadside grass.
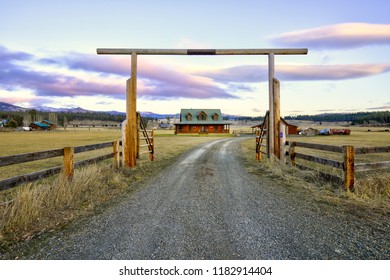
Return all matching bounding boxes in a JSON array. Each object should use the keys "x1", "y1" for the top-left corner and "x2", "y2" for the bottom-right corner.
[{"x1": 0, "y1": 133, "x2": 226, "y2": 248}]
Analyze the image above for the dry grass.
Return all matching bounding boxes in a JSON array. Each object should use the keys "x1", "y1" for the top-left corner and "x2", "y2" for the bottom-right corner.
[{"x1": 0, "y1": 164, "x2": 127, "y2": 244}]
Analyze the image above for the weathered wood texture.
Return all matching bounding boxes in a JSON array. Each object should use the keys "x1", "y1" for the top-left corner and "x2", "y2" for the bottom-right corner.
[
  {"x1": 268, "y1": 54, "x2": 274, "y2": 159},
  {"x1": 343, "y1": 146, "x2": 355, "y2": 190},
  {"x1": 0, "y1": 166, "x2": 63, "y2": 191},
  {"x1": 0, "y1": 149, "x2": 64, "y2": 167},
  {"x1": 63, "y1": 147, "x2": 74, "y2": 180},
  {"x1": 273, "y1": 78, "x2": 280, "y2": 159},
  {"x1": 355, "y1": 161, "x2": 390, "y2": 172},
  {"x1": 97, "y1": 48, "x2": 308, "y2": 56},
  {"x1": 293, "y1": 142, "x2": 343, "y2": 153},
  {"x1": 294, "y1": 152, "x2": 344, "y2": 169},
  {"x1": 355, "y1": 146, "x2": 390, "y2": 154}
]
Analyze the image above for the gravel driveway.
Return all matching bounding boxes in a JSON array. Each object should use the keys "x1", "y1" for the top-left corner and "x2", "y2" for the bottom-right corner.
[{"x1": 7, "y1": 137, "x2": 390, "y2": 259}]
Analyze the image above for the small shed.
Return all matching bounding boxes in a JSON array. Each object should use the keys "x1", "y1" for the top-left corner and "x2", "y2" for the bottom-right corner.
[
  {"x1": 251, "y1": 117, "x2": 298, "y2": 135},
  {"x1": 300, "y1": 127, "x2": 320, "y2": 136},
  {"x1": 30, "y1": 122, "x2": 50, "y2": 131}
]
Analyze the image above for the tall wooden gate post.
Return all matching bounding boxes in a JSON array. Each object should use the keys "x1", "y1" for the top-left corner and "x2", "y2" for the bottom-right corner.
[
  {"x1": 268, "y1": 53, "x2": 275, "y2": 159},
  {"x1": 123, "y1": 52, "x2": 137, "y2": 168}
]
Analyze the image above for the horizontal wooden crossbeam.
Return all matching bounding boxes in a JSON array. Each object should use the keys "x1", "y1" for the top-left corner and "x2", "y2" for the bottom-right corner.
[{"x1": 97, "y1": 48, "x2": 308, "y2": 56}]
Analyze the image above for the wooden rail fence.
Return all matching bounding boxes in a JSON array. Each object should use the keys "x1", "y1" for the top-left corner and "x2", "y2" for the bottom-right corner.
[
  {"x1": 287, "y1": 141, "x2": 390, "y2": 190},
  {"x1": 0, "y1": 141, "x2": 121, "y2": 191}
]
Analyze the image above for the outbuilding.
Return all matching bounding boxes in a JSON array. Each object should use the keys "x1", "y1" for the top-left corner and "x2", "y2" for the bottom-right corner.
[{"x1": 29, "y1": 122, "x2": 50, "y2": 131}]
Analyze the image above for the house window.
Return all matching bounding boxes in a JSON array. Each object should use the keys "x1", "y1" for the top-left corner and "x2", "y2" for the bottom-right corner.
[
  {"x1": 198, "y1": 111, "x2": 207, "y2": 121},
  {"x1": 212, "y1": 113, "x2": 219, "y2": 121},
  {"x1": 186, "y1": 113, "x2": 192, "y2": 121}
]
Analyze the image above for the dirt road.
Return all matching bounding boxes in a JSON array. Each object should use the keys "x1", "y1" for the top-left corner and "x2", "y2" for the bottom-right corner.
[{"x1": 9, "y1": 137, "x2": 390, "y2": 259}]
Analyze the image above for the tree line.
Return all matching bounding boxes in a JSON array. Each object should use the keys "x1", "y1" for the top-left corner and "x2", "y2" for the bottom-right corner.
[
  {"x1": 1, "y1": 110, "x2": 389, "y2": 128},
  {"x1": 284, "y1": 111, "x2": 390, "y2": 125}
]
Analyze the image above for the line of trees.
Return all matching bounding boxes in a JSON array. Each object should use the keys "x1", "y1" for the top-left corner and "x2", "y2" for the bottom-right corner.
[{"x1": 284, "y1": 111, "x2": 390, "y2": 125}]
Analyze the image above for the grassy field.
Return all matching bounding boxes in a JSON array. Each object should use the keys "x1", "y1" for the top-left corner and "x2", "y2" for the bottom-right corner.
[
  {"x1": 0, "y1": 130, "x2": 227, "y2": 245},
  {"x1": 0, "y1": 126, "x2": 389, "y2": 247}
]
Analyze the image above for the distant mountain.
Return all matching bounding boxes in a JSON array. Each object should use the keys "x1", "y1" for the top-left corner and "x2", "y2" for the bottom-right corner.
[
  {"x1": 0, "y1": 102, "x2": 28, "y2": 112},
  {"x1": 140, "y1": 111, "x2": 179, "y2": 119}
]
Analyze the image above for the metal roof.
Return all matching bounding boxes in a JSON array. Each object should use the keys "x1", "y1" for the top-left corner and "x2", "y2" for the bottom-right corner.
[
  {"x1": 31, "y1": 122, "x2": 50, "y2": 128},
  {"x1": 176, "y1": 109, "x2": 231, "y2": 125}
]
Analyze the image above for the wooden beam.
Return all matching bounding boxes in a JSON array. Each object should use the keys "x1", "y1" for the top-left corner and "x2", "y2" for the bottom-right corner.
[{"x1": 97, "y1": 48, "x2": 308, "y2": 56}]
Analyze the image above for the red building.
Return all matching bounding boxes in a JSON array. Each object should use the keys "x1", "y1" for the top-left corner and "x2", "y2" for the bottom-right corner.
[{"x1": 174, "y1": 109, "x2": 231, "y2": 134}]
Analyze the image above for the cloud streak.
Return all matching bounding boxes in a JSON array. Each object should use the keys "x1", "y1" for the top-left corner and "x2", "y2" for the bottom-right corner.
[
  {"x1": 199, "y1": 63, "x2": 390, "y2": 83},
  {"x1": 271, "y1": 22, "x2": 390, "y2": 49}
]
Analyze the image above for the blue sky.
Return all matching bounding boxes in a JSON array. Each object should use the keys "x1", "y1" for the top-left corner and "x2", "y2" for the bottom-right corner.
[{"x1": 1, "y1": 0, "x2": 390, "y2": 116}]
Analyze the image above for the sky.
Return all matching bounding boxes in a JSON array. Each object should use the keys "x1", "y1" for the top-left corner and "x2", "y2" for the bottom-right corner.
[{"x1": 1, "y1": 0, "x2": 390, "y2": 117}]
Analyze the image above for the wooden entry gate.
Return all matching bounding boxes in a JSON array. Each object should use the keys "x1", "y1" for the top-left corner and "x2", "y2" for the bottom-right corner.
[{"x1": 97, "y1": 48, "x2": 308, "y2": 167}]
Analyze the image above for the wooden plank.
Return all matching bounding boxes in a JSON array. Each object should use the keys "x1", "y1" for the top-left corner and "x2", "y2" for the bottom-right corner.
[
  {"x1": 0, "y1": 149, "x2": 63, "y2": 167},
  {"x1": 294, "y1": 142, "x2": 343, "y2": 153},
  {"x1": 74, "y1": 142, "x2": 113, "y2": 154},
  {"x1": 294, "y1": 164, "x2": 342, "y2": 185},
  {"x1": 343, "y1": 145, "x2": 355, "y2": 191},
  {"x1": 140, "y1": 144, "x2": 152, "y2": 148},
  {"x1": 74, "y1": 153, "x2": 113, "y2": 168},
  {"x1": 295, "y1": 152, "x2": 344, "y2": 169},
  {"x1": 355, "y1": 146, "x2": 390, "y2": 154},
  {"x1": 355, "y1": 161, "x2": 390, "y2": 172},
  {"x1": 97, "y1": 48, "x2": 309, "y2": 56},
  {"x1": 0, "y1": 166, "x2": 63, "y2": 191}
]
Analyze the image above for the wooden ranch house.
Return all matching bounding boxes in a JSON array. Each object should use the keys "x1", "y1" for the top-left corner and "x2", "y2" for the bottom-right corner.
[{"x1": 174, "y1": 109, "x2": 231, "y2": 134}]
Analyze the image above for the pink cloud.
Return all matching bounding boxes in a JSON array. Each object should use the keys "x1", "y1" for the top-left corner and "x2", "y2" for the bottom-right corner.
[
  {"x1": 200, "y1": 63, "x2": 390, "y2": 82},
  {"x1": 1, "y1": 45, "x2": 237, "y2": 100},
  {"x1": 272, "y1": 22, "x2": 390, "y2": 49}
]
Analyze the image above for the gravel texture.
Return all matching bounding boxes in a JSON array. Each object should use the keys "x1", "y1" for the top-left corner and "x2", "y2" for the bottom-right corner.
[{"x1": 4, "y1": 137, "x2": 389, "y2": 259}]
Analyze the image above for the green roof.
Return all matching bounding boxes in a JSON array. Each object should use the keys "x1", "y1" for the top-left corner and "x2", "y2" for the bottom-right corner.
[{"x1": 175, "y1": 109, "x2": 231, "y2": 125}]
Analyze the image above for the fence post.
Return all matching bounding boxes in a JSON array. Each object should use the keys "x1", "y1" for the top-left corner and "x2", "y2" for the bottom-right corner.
[
  {"x1": 149, "y1": 129, "x2": 154, "y2": 161},
  {"x1": 136, "y1": 113, "x2": 140, "y2": 159},
  {"x1": 343, "y1": 145, "x2": 355, "y2": 191},
  {"x1": 289, "y1": 141, "x2": 296, "y2": 166},
  {"x1": 113, "y1": 141, "x2": 120, "y2": 169},
  {"x1": 63, "y1": 147, "x2": 74, "y2": 179},
  {"x1": 256, "y1": 130, "x2": 261, "y2": 160}
]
